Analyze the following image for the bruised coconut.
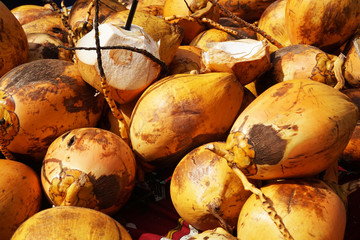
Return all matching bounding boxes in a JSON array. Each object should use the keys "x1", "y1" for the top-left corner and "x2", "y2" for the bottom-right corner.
[
  {"x1": 41, "y1": 127, "x2": 136, "y2": 215},
  {"x1": 201, "y1": 39, "x2": 271, "y2": 85},
  {"x1": 207, "y1": 79, "x2": 359, "y2": 180},
  {"x1": 75, "y1": 23, "x2": 162, "y2": 104}
]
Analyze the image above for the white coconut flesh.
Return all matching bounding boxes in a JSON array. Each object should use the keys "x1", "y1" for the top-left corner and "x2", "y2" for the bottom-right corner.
[
  {"x1": 202, "y1": 39, "x2": 267, "y2": 67},
  {"x1": 75, "y1": 23, "x2": 161, "y2": 91}
]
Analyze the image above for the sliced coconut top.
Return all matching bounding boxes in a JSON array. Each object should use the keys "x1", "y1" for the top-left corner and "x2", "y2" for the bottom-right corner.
[
  {"x1": 75, "y1": 23, "x2": 161, "y2": 90},
  {"x1": 203, "y1": 39, "x2": 267, "y2": 64}
]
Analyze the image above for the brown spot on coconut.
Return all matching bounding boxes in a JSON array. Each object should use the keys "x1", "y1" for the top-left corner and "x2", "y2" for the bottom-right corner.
[{"x1": 75, "y1": 23, "x2": 162, "y2": 104}]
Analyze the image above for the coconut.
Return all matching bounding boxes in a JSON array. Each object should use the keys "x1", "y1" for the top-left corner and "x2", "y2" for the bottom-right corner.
[
  {"x1": 129, "y1": 72, "x2": 244, "y2": 168},
  {"x1": 237, "y1": 179, "x2": 347, "y2": 240},
  {"x1": 75, "y1": 23, "x2": 162, "y2": 104},
  {"x1": 190, "y1": 28, "x2": 237, "y2": 52},
  {"x1": 201, "y1": 39, "x2": 271, "y2": 85},
  {"x1": 0, "y1": 160, "x2": 42, "y2": 240},
  {"x1": 0, "y1": 2, "x2": 29, "y2": 77},
  {"x1": 168, "y1": 45, "x2": 203, "y2": 75},
  {"x1": 68, "y1": 0, "x2": 127, "y2": 38},
  {"x1": 163, "y1": 0, "x2": 220, "y2": 44},
  {"x1": 207, "y1": 79, "x2": 359, "y2": 180},
  {"x1": 27, "y1": 33, "x2": 72, "y2": 62},
  {"x1": 170, "y1": 142, "x2": 256, "y2": 232},
  {"x1": 0, "y1": 59, "x2": 104, "y2": 161},
  {"x1": 217, "y1": 0, "x2": 276, "y2": 23},
  {"x1": 11, "y1": 4, "x2": 57, "y2": 25},
  {"x1": 257, "y1": 0, "x2": 290, "y2": 53},
  {"x1": 21, "y1": 15, "x2": 69, "y2": 44},
  {"x1": 285, "y1": 0, "x2": 360, "y2": 53},
  {"x1": 103, "y1": 10, "x2": 184, "y2": 65},
  {"x1": 188, "y1": 227, "x2": 238, "y2": 239},
  {"x1": 255, "y1": 44, "x2": 345, "y2": 95},
  {"x1": 344, "y1": 37, "x2": 360, "y2": 88},
  {"x1": 11, "y1": 206, "x2": 132, "y2": 240},
  {"x1": 41, "y1": 127, "x2": 136, "y2": 215}
]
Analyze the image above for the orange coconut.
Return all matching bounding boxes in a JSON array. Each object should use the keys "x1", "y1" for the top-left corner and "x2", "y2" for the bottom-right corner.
[
  {"x1": 344, "y1": 37, "x2": 360, "y2": 88},
  {"x1": 285, "y1": 0, "x2": 360, "y2": 53},
  {"x1": 41, "y1": 127, "x2": 136, "y2": 215},
  {"x1": 0, "y1": 2, "x2": 29, "y2": 77},
  {"x1": 217, "y1": 0, "x2": 276, "y2": 23},
  {"x1": 26, "y1": 33, "x2": 72, "y2": 62},
  {"x1": 170, "y1": 142, "x2": 256, "y2": 232},
  {"x1": 257, "y1": 0, "x2": 290, "y2": 53},
  {"x1": 237, "y1": 178, "x2": 346, "y2": 240},
  {"x1": 11, "y1": 4, "x2": 57, "y2": 25},
  {"x1": 68, "y1": 0, "x2": 127, "y2": 38},
  {"x1": 255, "y1": 44, "x2": 344, "y2": 95},
  {"x1": 11, "y1": 206, "x2": 132, "y2": 240},
  {"x1": 163, "y1": 0, "x2": 220, "y2": 44},
  {"x1": 0, "y1": 59, "x2": 104, "y2": 161},
  {"x1": 129, "y1": 72, "x2": 244, "y2": 168},
  {"x1": 190, "y1": 28, "x2": 237, "y2": 52},
  {"x1": 207, "y1": 79, "x2": 359, "y2": 180},
  {"x1": 0, "y1": 159, "x2": 42, "y2": 240}
]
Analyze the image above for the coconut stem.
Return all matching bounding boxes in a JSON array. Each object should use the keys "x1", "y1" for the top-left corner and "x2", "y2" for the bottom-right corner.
[
  {"x1": 333, "y1": 53, "x2": 346, "y2": 90},
  {"x1": 230, "y1": 165, "x2": 294, "y2": 240},
  {"x1": 208, "y1": 0, "x2": 284, "y2": 49},
  {"x1": 208, "y1": 202, "x2": 234, "y2": 234},
  {"x1": 340, "y1": 178, "x2": 360, "y2": 197},
  {"x1": 125, "y1": 0, "x2": 139, "y2": 30}
]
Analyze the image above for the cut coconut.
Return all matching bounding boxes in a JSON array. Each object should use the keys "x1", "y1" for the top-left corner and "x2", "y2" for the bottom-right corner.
[
  {"x1": 75, "y1": 23, "x2": 162, "y2": 104},
  {"x1": 201, "y1": 39, "x2": 270, "y2": 85}
]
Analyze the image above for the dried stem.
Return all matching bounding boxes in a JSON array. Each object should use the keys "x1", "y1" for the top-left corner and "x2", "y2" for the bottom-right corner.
[
  {"x1": 208, "y1": 0, "x2": 284, "y2": 49},
  {"x1": 230, "y1": 165, "x2": 294, "y2": 240}
]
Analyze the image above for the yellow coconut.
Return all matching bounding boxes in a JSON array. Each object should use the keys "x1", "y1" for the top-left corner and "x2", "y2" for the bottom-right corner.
[
  {"x1": 217, "y1": 0, "x2": 276, "y2": 23},
  {"x1": 257, "y1": 0, "x2": 290, "y2": 53},
  {"x1": 137, "y1": 0, "x2": 166, "y2": 16},
  {"x1": 0, "y1": 2, "x2": 29, "y2": 77},
  {"x1": 255, "y1": 44, "x2": 344, "y2": 95},
  {"x1": 11, "y1": 4, "x2": 57, "y2": 25},
  {"x1": 41, "y1": 127, "x2": 136, "y2": 215},
  {"x1": 207, "y1": 79, "x2": 359, "y2": 180},
  {"x1": 285, "y1": 0, "x2": 360, "y2": 52},
  {"x1": 0, "y1": 59, "x2": 104, "y2": 161},
  {"x1": 344, "y1": 37, "x2": 360, "y2": 88},
  {"x1": 237, "y1": 179, "x2": 346, "y2": 240},
  {"x1": 163, "y1": 0, "x2": 220, "y2": 44},
  {"x1": 170, "y1": 142, "x2": 256, "y2": 232},
  {"x1": 103, "y1": 9, "x2": 184, "y2": 65},
  {"x1": 21, "y1": 15, "x2": 70, "y2": 44},
  {"x1": 201, "y1": 39, "x2": 271, "y2": 85},
  {"x1": 190, "y1": 28, "x2": 237, "y2": 52},
  {"x1": 129, "y1": 72, "x2": 244, "y2": 168},
  {"x1": 68, "y1": 0, "x2": 127, "y2": 39},
  {"x1": 0, "y1": 159, "x2": 42, "y2": 240},
  {"x1": 11, "y1": 206, "x2": 132, "y2": 240},
  {"x1": 168, "y1": 45, "x2": 203, "y2": 75},
  {"x1": 75, "y1": 23, "x2": 162, "y2": 104},
  {"x1": 26, "y1": 33, "x2": 72, "y2": 62},
  {"x1": 339, "y1": 88, "x2": 360, "y2": 171}
]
